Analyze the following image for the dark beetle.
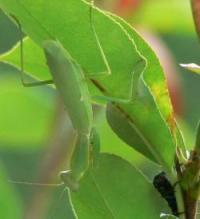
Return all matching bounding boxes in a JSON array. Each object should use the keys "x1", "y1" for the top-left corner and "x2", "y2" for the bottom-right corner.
[{"x1": 153, "y1": 171, "x2": 179, "y2": 217}]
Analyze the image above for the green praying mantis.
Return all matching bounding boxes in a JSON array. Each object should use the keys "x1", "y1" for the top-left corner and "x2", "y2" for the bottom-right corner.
[
  {"x1": 44, "y1": 40, "x2": 95, "y2": 191},
  {"x1": 10, "y1": 1, "x2": 113, "y2": 191},
  {"x1": 4, "y1": 0, "x2": 145, "y2": 192}
]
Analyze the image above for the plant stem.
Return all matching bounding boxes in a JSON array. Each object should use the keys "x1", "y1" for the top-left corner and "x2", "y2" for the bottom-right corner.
[
  {"x1": 174, "y1": 159, "x2": 186, "y2": 219},
  {"x1": 183, "y1": 190, "x2": 198, "y2": 219}
]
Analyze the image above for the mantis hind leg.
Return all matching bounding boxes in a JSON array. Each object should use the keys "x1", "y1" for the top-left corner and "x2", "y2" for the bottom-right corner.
[{"x1": 10, "y1": 15, "x2": 53, "y2": 87}]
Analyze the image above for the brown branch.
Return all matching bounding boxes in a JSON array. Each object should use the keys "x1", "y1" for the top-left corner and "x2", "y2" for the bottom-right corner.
[
  {"x1": 23, "y1": 97, "x2": 76, "y2": 219},
  {"x1": 191, "y1": 0, "x2": 200, "y2": 39}
]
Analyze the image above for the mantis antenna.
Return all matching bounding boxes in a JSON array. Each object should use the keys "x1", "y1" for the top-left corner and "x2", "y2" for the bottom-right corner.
[{"x1": 8, "y1": 179, "x2": 64, "y2": 187}]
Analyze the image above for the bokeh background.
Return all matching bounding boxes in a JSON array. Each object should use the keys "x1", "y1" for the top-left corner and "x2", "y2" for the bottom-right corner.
[{"x1": 1, "y1": 0, "x2": 200, "y2": 218}]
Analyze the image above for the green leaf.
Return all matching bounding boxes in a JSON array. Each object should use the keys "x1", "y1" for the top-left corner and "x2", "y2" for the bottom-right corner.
[
  {"x1": 180, "y1": 63, "x2": 200, "y2": 75},
  {"x1": 70, "y1": 154, "x2": 169, "y2": 219},
  {"x1": 97, "y1": 111, "x2": 161, "y2": 181},
  {"x1": 110, "y1": 14, "x2": 172, "y2": 122},
  {"x1": 106, "y1": 103, "x2": 156, "y2": 162},
  {"x1": 0, "y1": 0, "x2": 179, "y2": 170},
  {"x1": 106, "y1": 14, "x2": 185, "y2": 168},
  {"x1": 106, "y1": 91, "x2": 176, "y2": 169},
  {"x1": 0, "y1": 163, "x2": 23, "y2": 219}
]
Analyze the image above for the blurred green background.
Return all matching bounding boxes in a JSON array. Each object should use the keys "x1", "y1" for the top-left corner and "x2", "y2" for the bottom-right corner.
[{"x1": 1, "y1": 0, "x2": 200, "y2": 218}]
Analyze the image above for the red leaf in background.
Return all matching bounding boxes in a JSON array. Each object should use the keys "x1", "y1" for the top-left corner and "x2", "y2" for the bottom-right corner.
[{"x1": 114, "y1": 0, "x2": 140, "y2": 15}]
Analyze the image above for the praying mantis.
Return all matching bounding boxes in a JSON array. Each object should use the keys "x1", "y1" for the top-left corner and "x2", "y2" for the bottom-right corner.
[
  {"x1": 43, "y1": 40, "x2": 94, "y2": 191},
  {"x1": 2, "y1": 0, "x2": 148, "y2": 193},
  {"x1": 11, "y1": 1, "x2": 111, "y2": 191}
]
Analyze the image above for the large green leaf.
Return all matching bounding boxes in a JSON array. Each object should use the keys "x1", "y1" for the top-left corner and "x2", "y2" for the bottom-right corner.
[
  {"x1": 106, "y1": 103, "x2": 156, "y2": 162},
  {"x1": 98, "y1": 110, "x2": 160, "y2": 180},
  {"x1": 104, "y1": 13, "x2": 186, "y2": 167},
  {"x1": 0, "y1": 0, "x2": 179, "y2": 170},
  {"x1": 70, "y1": 154, "x2": 169, "y2": 219}
]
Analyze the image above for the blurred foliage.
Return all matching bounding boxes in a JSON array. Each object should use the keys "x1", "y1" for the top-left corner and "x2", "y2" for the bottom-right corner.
[
  {"x1": 162, "y1": 34, "x2": 200, "y2": 139},
  {"x1": 101, "y1": 0, "x2": 194, "y2": 34},
  {"x1": 0, "y1": 67, "x2": 55, "y2": 147},
  {"x1": 132, "y1": 0, "x2": 194, "y2": 34}
]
